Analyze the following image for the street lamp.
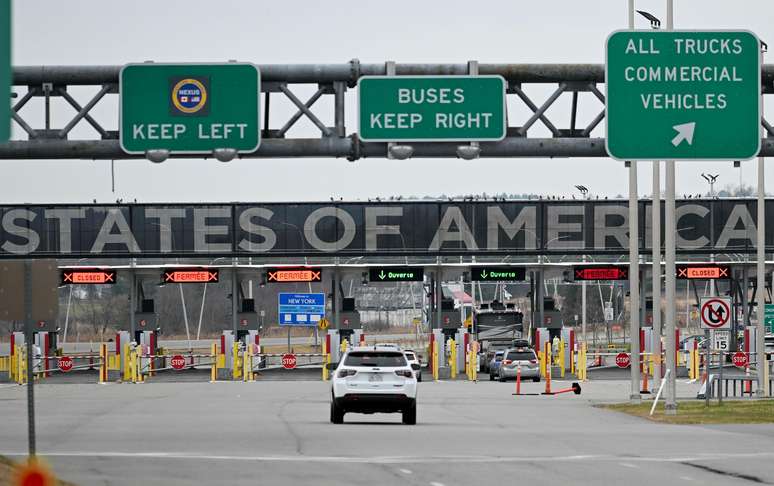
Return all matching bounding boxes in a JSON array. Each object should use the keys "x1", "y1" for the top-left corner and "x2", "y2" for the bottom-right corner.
[
  {"x1": 701, "y1": 173, "x2": 719, "y2": 198},
  {"x1": 574, "y1": 185, "x2": 589, "y2": 199},
  {"x1": 636, "y1": 10, "x2": 661, "y2": 29}
]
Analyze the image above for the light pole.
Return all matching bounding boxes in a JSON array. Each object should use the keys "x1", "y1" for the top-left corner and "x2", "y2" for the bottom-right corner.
[
  {"x1": 196, "y1": 256, "x2": 228, "y2": 340},
  {"x1": 756, "y1": 40, "x2": 767, "y2": 397},
  {"x1": 701, "y1": 173, "x2": 720, "y2": 198},
  {"x1": 636, "y1": 7, "x2": 664, "y2": 396}
]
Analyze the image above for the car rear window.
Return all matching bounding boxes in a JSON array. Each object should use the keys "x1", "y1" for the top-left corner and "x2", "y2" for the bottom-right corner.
[
  {"x1": 506, "y1": 351, "x2": 535, "y2": 361},
  {"x1": 344, "y1": 352, "x2": 407, "y2": 367},
  {"x1": 404, "y1": 352, "x2": 416, "y2": 360}
]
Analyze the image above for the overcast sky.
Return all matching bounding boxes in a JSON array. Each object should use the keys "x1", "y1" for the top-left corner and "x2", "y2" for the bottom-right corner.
[{"x1": 4, "y1": 0, "x2": 773, "y2": 203}]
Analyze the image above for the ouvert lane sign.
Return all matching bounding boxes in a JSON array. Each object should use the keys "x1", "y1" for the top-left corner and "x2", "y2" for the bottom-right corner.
[
  {"x1": 120, "y1": 63, "x2": 260, "y2": 155},
  {"x1": 358, "y1": 75, "x2": 506, "y2": 142},
  {"x1": 606, "y1": 30, "x2": 760, "y2": 160}
]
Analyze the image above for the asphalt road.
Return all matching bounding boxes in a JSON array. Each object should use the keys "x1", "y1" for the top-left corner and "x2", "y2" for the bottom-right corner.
[{"x1": 1, "y1": 380, "x2": 773, "y2": 486}]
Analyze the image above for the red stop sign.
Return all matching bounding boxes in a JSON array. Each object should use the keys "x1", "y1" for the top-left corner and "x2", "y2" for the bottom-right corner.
[
  {"x1": 615, "y1": 352, "x2": 631, "y2": 368},
  {"x1": 732, "y1": 352, "x2": 748, "y2": 368},
  {"x1": 57, "y1": 356, "x2": 73, "y2": 372},
  {"x1": 281, "y1": 353, "x2": 297, "y2": 370},
  {"x1": 170, "y1": 355, "x2": 186, "y2": 370}
]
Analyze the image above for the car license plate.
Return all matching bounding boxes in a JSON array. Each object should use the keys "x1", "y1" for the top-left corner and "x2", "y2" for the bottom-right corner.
[{"x1": 368, "y1": 374, "x2": 382, "y2": 382}]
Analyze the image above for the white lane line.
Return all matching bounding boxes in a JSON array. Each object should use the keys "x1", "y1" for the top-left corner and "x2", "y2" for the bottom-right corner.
[
  {"x1": 679, "y1": 477, "x2": 694, "y2": 482},
  {"x1": 0, "y1": 451, "x2": 773, "y2": 465},
  {"x1": 430, "y1": 482, "x2": 445, "y2": 486},
  {"x1": 399, "y1": 469, "x2": 412, "y2": 474},
  {"x1": 619, "y1": 462, "x2": 639, "y2": 469}
]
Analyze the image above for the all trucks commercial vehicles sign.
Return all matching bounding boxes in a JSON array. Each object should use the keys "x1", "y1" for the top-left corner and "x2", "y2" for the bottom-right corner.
[{"x1": 606, "y1": 31, "x2": 760, "y2": 160}]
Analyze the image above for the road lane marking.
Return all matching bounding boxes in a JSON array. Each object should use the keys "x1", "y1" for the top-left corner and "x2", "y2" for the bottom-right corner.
[
  {"x1": 679, "y1": 477, "x2": 694, "y2": 481},
  {"x1": 619, "y1": 463, "x2": 639, "y2": 469},
  {"x1": 1, "y1": 451, "x2": 773, "y2": 465},
  {"x1": 399, "y1": 469, "x2": 412, "y2": 474}
]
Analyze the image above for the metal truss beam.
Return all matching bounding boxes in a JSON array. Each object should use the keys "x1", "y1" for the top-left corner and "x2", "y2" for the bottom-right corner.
[{"x1": 3, "y1": 63, "x2": 774, "y2": 160}]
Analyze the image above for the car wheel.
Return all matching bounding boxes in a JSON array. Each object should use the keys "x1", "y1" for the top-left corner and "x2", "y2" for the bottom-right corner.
[
  {"x1": 330, "y1": 400, "x2": 344, "y2": 424},
  {"x1": 489, "y1": 373, "x2": 495, "y2": 381},
  {"x1": 533, "y1": 377, "x2": 540, "y2": 383},
  {"x1": 402, "y1": 402, "x2": 417, "y2": 425},
  {"x1": 417, "y1": 373, "x2": 422, "y2": 382},
  {"x1": 498, "y1": 374, "x2": 506, "y2": 383}
]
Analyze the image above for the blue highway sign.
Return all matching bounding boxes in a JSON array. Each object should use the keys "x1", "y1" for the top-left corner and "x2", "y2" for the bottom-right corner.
[{"x1": 278, "y1": 293, "x2": 325, "y2": 326}]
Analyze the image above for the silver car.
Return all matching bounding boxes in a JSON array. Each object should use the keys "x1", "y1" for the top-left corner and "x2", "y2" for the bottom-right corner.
[
  {"x1": 498, "y1": 347, "x2": 540, "y2": 382},
  {"x1": 404, "y1": 350, "x2": 422, "y2": 382}
]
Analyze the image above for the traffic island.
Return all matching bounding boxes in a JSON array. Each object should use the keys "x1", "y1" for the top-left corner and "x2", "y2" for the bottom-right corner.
[{"x1": 600, "y1": 400, "x2": 774, "y2": 424}]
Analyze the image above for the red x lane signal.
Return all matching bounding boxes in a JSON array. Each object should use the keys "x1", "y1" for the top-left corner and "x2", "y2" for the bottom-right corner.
[
  {"x1": 572, "y1": 266, "x2": 628, "y2": 281},
  {"x1": 266, "y1": 267, "x2": 322, "y2": 283},
  {"x1": 163, "y1": 269, "x2": 219, "y2": 284},
  {"x1": 676, "y1": 265, "x2": 731, "y2": 280},
  {"x1": 60, "y1": 269, "x2": 117, "y2": 285}
]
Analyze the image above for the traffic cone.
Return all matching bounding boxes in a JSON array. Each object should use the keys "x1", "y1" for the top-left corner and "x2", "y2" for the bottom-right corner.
[{"x1": 553, "y1": 382, "x2": 582, "y2": 395}]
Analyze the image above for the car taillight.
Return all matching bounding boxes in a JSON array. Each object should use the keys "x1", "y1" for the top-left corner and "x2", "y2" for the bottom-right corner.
[
  {"x1": 529, "y1": 359, "x2": 537, "y2": 364},
  {"x1": 395, "y1": 370, "x2": 413, "y2": 378},
  {"x1": 337, "y1": 369, "x2": 357, "y2": 378}
]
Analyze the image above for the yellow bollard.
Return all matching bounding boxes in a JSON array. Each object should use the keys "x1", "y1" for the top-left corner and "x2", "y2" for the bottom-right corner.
[
  {"x1": 570, "y1": 345, "x2": 575, "y2": 376},
  {"x1": 448, "y1": 339, "x2": 456, "y2": 379},
  {"x1": 432, "y1": 345, "x2": 439, "y2": 381},
  {"x1": 232, "y1": 342, "x2": 240, "y2": 381},
  {"x1": 210, "y1": 342, "x2": 217, "y2": 382},
  {"x1": 322, "y1": 338, "x2": 329, "y2": 382},
  {"x1": 99, "y1": 343, "x2": 107, "y2": 384},
  {"x1": 538, "y1": 350, "x2": 545, "y2": 378},
  {"x1": 559, "y1": 339, "x2": 565, "y2": 378},
  {"x1": 123, "y1": 344, "x2": 131, "y2": 382}
]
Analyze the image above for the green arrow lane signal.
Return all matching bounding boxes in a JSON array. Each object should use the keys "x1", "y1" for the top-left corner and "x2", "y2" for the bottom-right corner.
[
  {"x1": 605, "y1": 30, "x2": 760, "y2": 161},
  {"x1": 471, "y1": 267, "x2": 525, "y2": 282},
  {"x1": 368, "y1": 267, "x2": 424, "y2": 282}
]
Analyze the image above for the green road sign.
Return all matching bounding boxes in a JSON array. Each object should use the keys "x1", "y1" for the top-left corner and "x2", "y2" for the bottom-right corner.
[
  {"x1": 358, "y1": 75, "x2": 506, "y2": 142},
  {"x1": 606, "y1": 30, "x2": 760, "y2": 160},
  {"x1": 120, "y1": 63, "x2": 260, "y2": 154},
  {"x1": 765, "y1": 304, "x2": 774, "y2": 333},
  {"x1": 368, "y1": 267, "x2": 424, "y2": 282},
  {"x1": 471, "y1": 267, "x2": 526, "y2": 282},
  {"x1": 0, "y1": 0, "x2": 10, "y2": 143}
]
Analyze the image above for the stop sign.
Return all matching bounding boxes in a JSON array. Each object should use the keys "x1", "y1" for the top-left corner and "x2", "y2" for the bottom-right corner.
[
  {"x1": 170, "y1": 355, "x2": 186, "y2": 370},
  {"x1": 732, "y1": 352, "x2": 748, "y2": 368},
  {"x1": 615, "y1": 352, "x2": 631, "y2": 368},
  {"x1": 57, "y1": 356, "x2": 73, "y2": 372},
  {"x1": 281, "y1": 353, "x2": 297, "y2": 370}
]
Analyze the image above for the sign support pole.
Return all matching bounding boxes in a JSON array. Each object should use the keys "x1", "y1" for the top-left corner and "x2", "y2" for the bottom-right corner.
[
  {"x1": 705, "y1": 328, "x2": 711, "y2": 406},
  {"x1": 652, "y1": 161, "x2": 662, "y2": 388},
  {"x1": 626, "y1": 0, "x2": 641, "y2": 404},
  {"x1": 756, "y1": 46, "x2": 767, "y2": 397},
  {"x1": 664, "y1": 0, "x2": 678, "y2": 415},
  {"x1": 24, "y1": 260, "x2": 36, "y2": 458}
]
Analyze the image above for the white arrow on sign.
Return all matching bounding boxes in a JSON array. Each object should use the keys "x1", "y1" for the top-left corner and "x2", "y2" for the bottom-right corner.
[{"x1": 671, "y1": 122, "x2": 696, "y2": 147}]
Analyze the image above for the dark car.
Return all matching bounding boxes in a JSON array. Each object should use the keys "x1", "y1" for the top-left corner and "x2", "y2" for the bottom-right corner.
[{"x1": 488, "y1": 351, "x2": 505, "y2": 381}]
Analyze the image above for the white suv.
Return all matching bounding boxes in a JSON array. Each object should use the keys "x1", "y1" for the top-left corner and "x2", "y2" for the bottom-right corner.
[{"x1": 330, "y1": 347, "x2": 419, "y2": 425}]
